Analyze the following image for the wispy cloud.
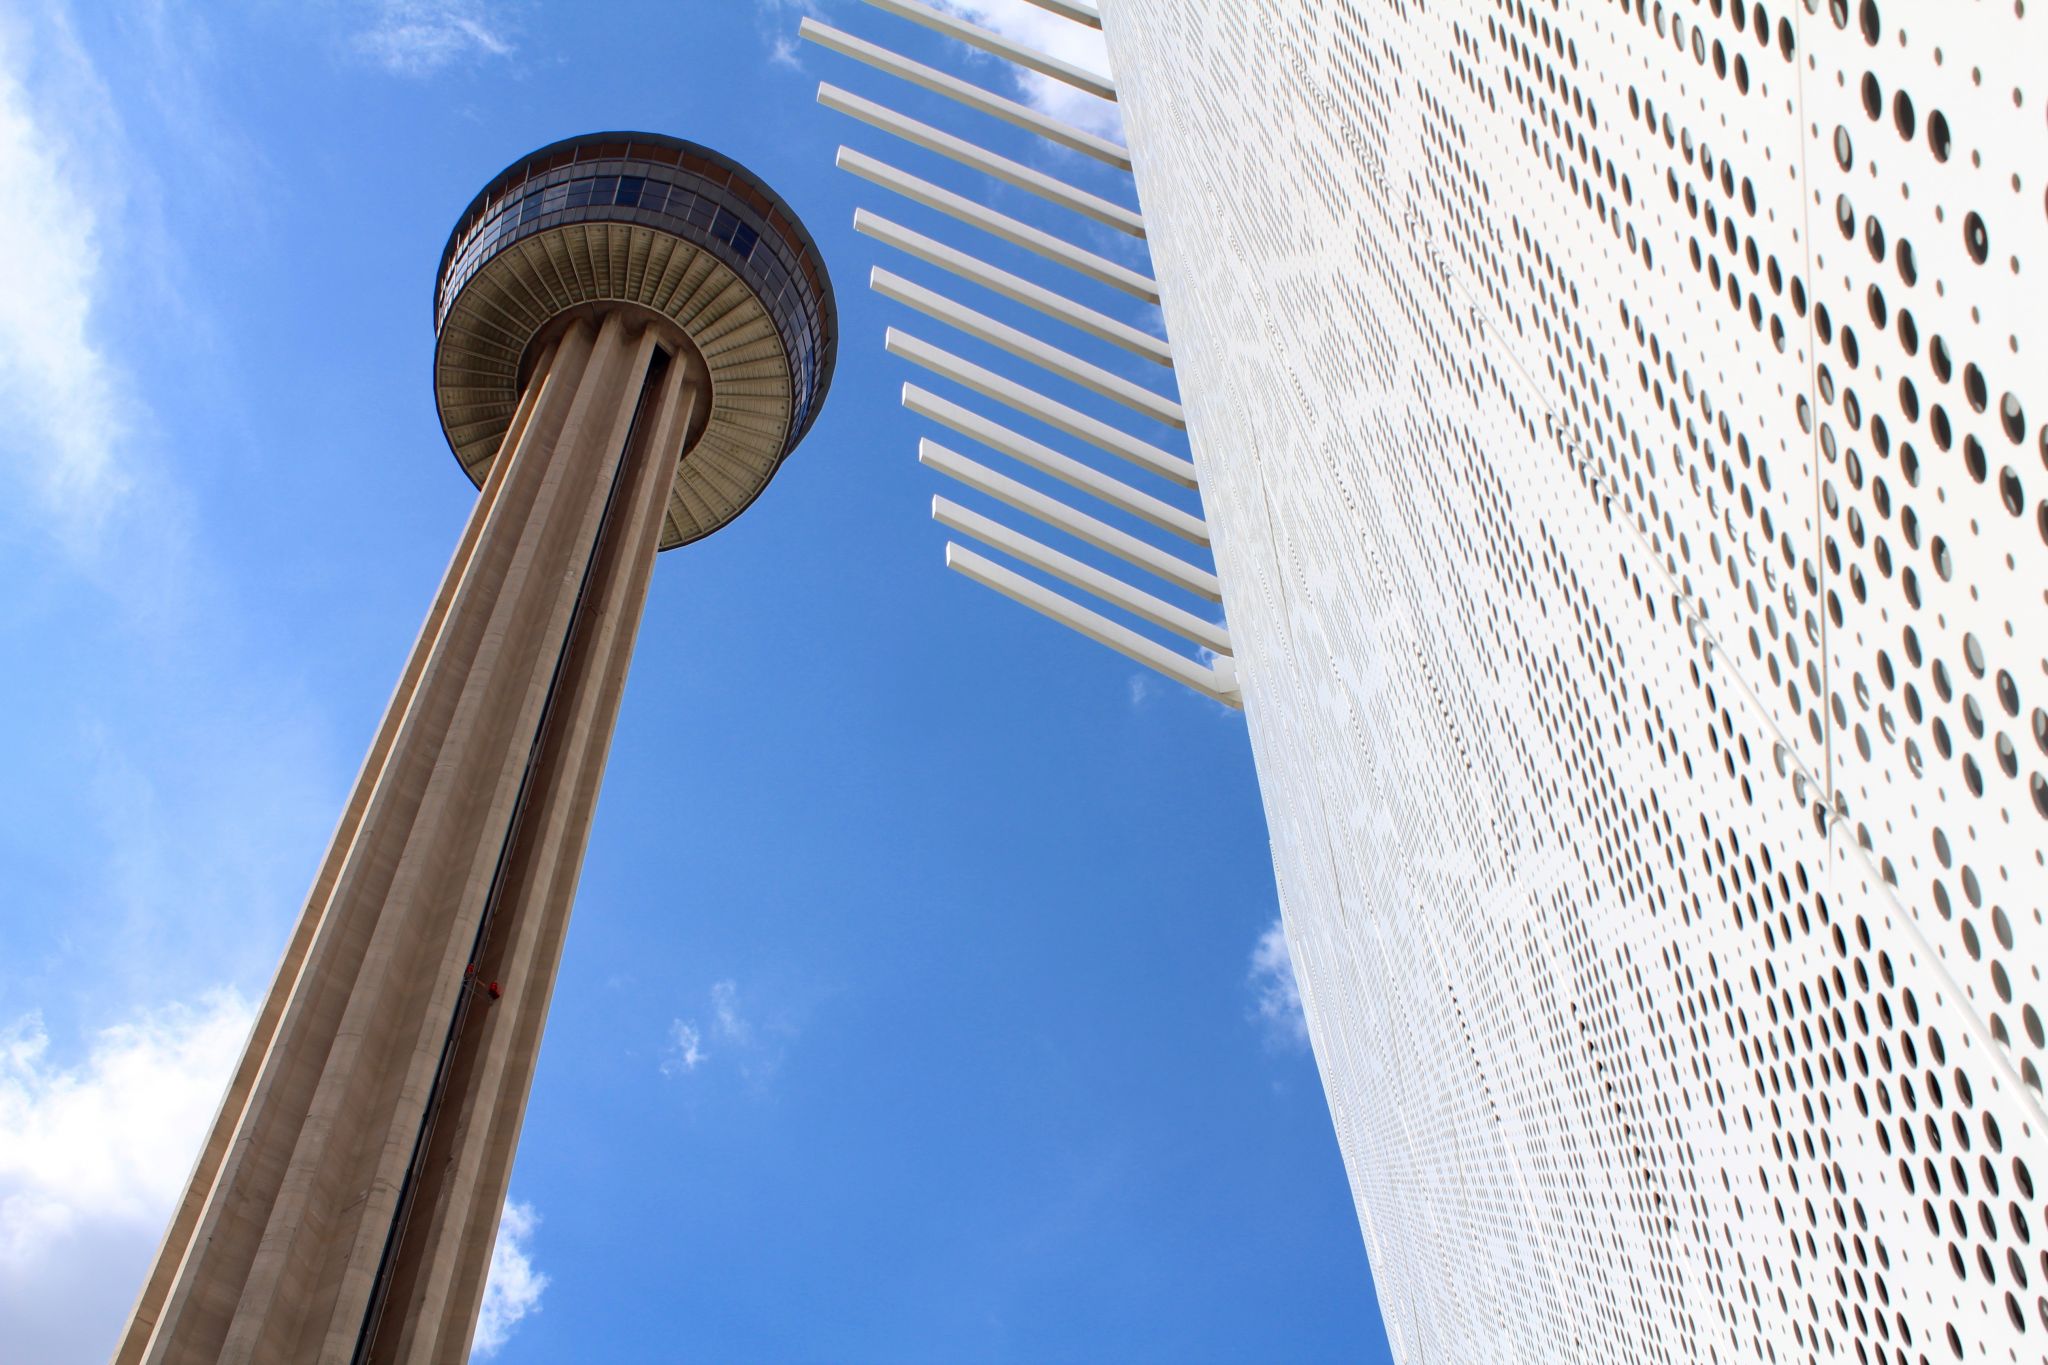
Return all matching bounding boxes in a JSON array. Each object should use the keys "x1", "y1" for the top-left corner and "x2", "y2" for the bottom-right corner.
[
  {"x1": 752, "y1": 0, "x2": 823, "y2": 70},
  {"x1": 0, "y1": 11, "x2": 133, "y2": 535},
  {"x1": 660, "y1": 1019, "x2": 706, "y2": 1076},
  {"x1": 1248, "y1": 918, "x2": 1309, "y2": 1048},
  {"x1": 1128, "y1": 647, "x2": 1239, "y2": 713},
  {"x1": 355, "y1": 0, "x2": 514, "y2": 76},
  {"x1": 0, "y1": 990, "x2": 252, "y2": 1363},
  {"x1": 711, "y1": 978, "x2": 749, "y2": 1043},
  {"x1": 659, "y1": 979, "x2": 794, "y2": 1089},
  {"x1": 0, "y1": 0, "x2": 244, "y2": 584},
  {"x1": 472, "y1": 1198, "x2": 547, "y2": 1357}
]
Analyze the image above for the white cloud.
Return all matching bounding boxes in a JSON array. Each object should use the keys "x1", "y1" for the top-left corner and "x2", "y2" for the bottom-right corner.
[
  {"x1": 710, "y1": 979, "x2": 749, "y2": 1042},
  {"x1": 0, "y1": 7, "x2": 343, "y2": 999},
  {"x1": 660, "y1": 981, "x2": 794, "y2": 1089},
  {"x1": 0, "y1": 991, "x2": 547, "y2": 1364},
  {"x1": 933, "y1": 0, "x2": 1121, "y2": 139},
  {"x1": 660, "y1": 1019, "x2": 706, "y2": 1076},
  {"x1": 1127, "y1": 673, "x2": 1156, "y2": 707},
  {"x1": 356, "y1": 0, "x2": 514, "y2": 76},
  {"x1": 1249, "y1": 918, "x2": 1309, "y2": 1048},
  {"x1": 0, "y1": 12, "x2": 133, "y2": 532},
  {"x1": 751, "y1": 0, "x2": 823, "y2": 70},
  {"x1": 471, "y1": 1198, "x2": 547, "y2": 1358},
  {"x1": 0, "y1": 990, "x2": 253, "y2": 1363}
]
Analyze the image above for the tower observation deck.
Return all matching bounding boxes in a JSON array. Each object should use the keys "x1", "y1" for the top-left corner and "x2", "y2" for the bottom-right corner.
[{"x1": 117, "y1": 133, "x2": 836, "y2": 1365}]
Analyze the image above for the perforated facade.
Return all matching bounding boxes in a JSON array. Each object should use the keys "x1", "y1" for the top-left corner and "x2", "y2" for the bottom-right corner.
[{"x1": 1103, "y1": 2, "x2": 2046, "y2": 1360}]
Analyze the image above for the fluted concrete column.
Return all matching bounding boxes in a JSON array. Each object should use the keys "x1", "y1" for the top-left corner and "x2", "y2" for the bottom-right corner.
[
  {"x1": 118, "y1": 309, "x2": 700, "y2": 1365},
  {"x1": 116, "y1": 127, "x2": 837, "y2": 1365}
]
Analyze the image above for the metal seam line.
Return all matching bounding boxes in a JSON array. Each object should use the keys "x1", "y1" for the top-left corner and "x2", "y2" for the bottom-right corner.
[
  {"x1": 856, "y1": 210, "x2": 1170, "y2": 364},
  {"x1": 933, "y1": 495, "x2": 1231, "y2": 655},
  {"x1": 920, "y1": 439, "x2": 1219, "y2": 601},
  {"x1": 836, "y1": 148, "x2": 1160, "y2": 302},
  {"x1": 872, "y1": 267, "x2": 1183, "y2": 427},
  {"x1": 799, "y1": 19, "x2": 1127, "y2": 168},
  {"x1": 864, "y1": 0, "x2": 1117, "y2": 102},
  {"x1": 902, "y1": 384, "x2": 1206, "y2": 544},
  {"x1": 887, "y1": 328, "x2": 1194, "y2": 486},
  {"x1": 819, "y1": 84, "x2": 1143, "y2": 237}
]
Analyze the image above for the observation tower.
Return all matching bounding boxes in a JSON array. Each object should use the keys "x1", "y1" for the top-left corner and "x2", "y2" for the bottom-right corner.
[{"x1": 117, "y1": 133, "x2": 836, "y2": 1365}]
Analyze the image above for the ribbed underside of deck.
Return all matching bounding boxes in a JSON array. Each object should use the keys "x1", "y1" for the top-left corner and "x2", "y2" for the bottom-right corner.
[{"x1": 434, "y1": 221, "x2": 795, "y2": 547}]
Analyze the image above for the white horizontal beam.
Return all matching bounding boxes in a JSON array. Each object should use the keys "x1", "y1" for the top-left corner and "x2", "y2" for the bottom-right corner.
[
  {"x1": 903, "y1": 384, "x2": 1206, "y2": 544},
  {"x1": 1017, "y1": 0, "x2": 1102, "y2": 27},
  {"x1": 872, "y1": 268, "x2": 1183, "y2": 428},
  {"x1": 920, "y1": 439, "x2": 1220, "y2": 601},
  {"x1": 799, "y1": 19, "x2": 1126, "y2": 168},
  {"x1": 887, "y1": 329, "x2": 1195, "y2": 486},
  {"x1": 865, "y1": 0, "x2": 1117, "y2": 102},
  {"x1": 945, "y1": 543, "x2": 1240, "y2": 707},
  {"x1": 820, "y1": 84, "x2": 1143, "y2": 237},
  {"x1": 837, "y1": 148, "x2": 1159, "y2": 302},
  {"x1": 934, "y1": 496, "x2": 1231, "y2": 655},
  {"x1": 856, "y1": 211, "x2": 1168, "y2": 364}
]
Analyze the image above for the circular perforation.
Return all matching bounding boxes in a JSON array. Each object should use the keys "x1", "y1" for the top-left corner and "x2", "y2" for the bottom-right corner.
[{"x1": 1106, "y1": 1, "x2": 2046, "y2": 1359}]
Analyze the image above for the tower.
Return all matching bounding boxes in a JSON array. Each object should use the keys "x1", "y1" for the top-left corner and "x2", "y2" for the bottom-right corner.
[{"x1": 117, "y1": 133, "x2": 836, "y2": 1365}]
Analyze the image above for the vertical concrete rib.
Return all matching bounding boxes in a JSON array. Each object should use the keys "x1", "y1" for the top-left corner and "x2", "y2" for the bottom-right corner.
[
  {"x1": 119, "y1": 311, "x2": 692, "y2": 1365},
  {"x1": 238, "y1": 314, "x2": 651, "y2": 1365},
  {"x1": 114, "y1": 333, "x2": 561, "y2": 1365},
  {"x1": 129, "y1": 316, "x2": 609, "y2": 1365},
  {"x1": 120, "y1": 129, "x2": 838, "y2": 1365},
  {"x1": 370, "y1": 359, "x2": 703, "y2": 1365}
]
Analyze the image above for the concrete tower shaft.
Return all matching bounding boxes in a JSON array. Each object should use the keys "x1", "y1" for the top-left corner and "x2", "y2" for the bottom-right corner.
[{"x1": 117, "y1": 135, "x2": 835, "y2": 1365}]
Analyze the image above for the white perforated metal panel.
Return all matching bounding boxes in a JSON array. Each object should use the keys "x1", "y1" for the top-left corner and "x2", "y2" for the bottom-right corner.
[{"x1": 1103, "y1": 1, "x2": 2046, "y2": 1360}]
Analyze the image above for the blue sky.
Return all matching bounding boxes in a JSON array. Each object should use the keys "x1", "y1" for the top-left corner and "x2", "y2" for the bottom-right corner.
[{"x1": 0, "y1": 2, "x2": 1390, "y2": 1360}]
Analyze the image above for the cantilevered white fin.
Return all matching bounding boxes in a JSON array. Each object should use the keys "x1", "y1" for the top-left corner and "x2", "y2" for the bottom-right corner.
[{"x1": 805, "y1": 1, "x2": 1237, "y2": 708}]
